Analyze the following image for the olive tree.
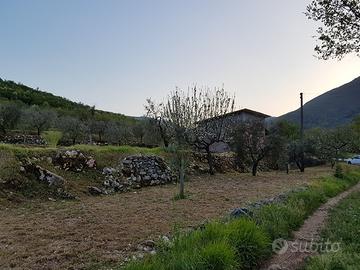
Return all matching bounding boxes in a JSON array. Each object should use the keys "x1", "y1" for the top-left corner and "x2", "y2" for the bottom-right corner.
[
  {"x1": 306, "y1": 0, "x2": 360, "y2": 59},
  {"x1": 22, "y1": 105, "x2": 56, "y2": 135},
  {"x1": 59, "y1": 116, "x2": 86, "y2": 145},
  {"x1": 132, "y1": 120, "x2": 146, "y2": 145},
  {"x1": 232, "y1": 120, "x2": 282, "y2": 176},
  {"x1": 0, "y1": 104, "x2": 21, "y2": 134},
  {"x1": 351, "y1": 115, "x2": 360, "y2": 152},
  {"x1": 308, "y1": 127, "x2": 353, "y2": 167}
]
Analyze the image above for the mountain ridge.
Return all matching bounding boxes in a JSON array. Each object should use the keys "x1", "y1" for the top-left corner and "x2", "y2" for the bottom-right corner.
[{"x1": 279, "y1": 76, "x2": 360, "y2": 128}]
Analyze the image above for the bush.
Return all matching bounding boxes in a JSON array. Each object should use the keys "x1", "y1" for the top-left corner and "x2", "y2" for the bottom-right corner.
[
  {"x1": 334, "y1": 164, "x2": 344, "y2": 179},
  {"x1": 199, "y1": 241, "x2": 238, "y2": 270},
  {"x1": 226, "y1": 219, "x2": 270, "y2": 269},
  {"x1": 254, "y1": 203, "x2": 304, "y2": 240}
]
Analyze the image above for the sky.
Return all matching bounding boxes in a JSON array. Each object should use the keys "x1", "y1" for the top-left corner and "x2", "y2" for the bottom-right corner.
[{"x1": 0, "y1": 0, "x2": 359, "y2": 117}]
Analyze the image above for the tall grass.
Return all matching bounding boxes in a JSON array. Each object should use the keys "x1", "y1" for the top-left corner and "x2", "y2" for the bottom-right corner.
[{"x1": 42, "y1": 130, "x2": 63, "y2": 147}]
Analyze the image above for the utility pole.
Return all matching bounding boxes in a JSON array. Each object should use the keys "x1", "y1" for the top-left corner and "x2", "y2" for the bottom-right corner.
[{"x1": 300, "y1": 92, "x2": 305, "y2": 172}]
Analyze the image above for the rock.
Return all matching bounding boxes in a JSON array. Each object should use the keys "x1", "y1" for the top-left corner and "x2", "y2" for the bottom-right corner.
[
  {"x1": 23, "y1": 163, "x2": 65, "y2": 187},
  {"x1": 53, "y1": 150, "x2": 97, "y2": 172},
  {"x1": 88, "y1": 186, "x2": 103, "y2": 196},
  {"x1": 230, "y1": 207, "x2": 252, "y2": 218},
  {"x1": 0, "y1": 134, "x2": 46, "y2": 146}
]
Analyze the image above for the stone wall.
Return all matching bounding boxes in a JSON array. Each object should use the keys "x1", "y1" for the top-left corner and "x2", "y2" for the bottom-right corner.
[{"x1": 0, "y1": 134, "x2": 46, "y2": 145}]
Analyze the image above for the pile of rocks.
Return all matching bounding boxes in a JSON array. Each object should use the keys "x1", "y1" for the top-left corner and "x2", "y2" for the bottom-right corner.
[
  {"x1": 101, "y1": 167, "x2": 132, "y2": 194},
  {"x1": 53, "y1": 150, "x2": 96, "y2": 172},
  {"x1": 0, "y1": 134, "x2": 46, "y2": 145},
  {"x1": 122, "y1": 155, "x2": 176, "y2": 186}
]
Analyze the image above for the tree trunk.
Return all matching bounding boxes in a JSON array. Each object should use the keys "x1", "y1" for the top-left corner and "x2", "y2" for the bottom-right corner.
[
  {"x1": 331, "y1": 160, "x2": 336, "y2": 168},
  {"x1": 252, "y1": 161, "x2": 258, "y2": 176},
  {"x1": 206, "y1": 148, "x2": 215, "y2": 175},
  {"x1": 72, "y1": 138, "x2": 76, "y2": 145},
  {"x1": 37, "y1": 127, "x2": 41, "y2": 136},
  {"x1": 179, "y1": 156, "x2": 185, "y2": 198},
  {"x1": 295, "y1": 160, "x2": 302, "y2": 171}
]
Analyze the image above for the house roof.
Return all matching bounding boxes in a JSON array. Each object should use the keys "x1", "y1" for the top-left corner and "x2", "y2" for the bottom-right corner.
[{"x1": 223, "y1": 108, "x2": 271, "y2": 119}]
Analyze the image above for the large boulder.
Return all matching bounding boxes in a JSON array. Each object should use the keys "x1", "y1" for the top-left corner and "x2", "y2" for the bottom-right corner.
[{"x1": 53, "y1": 150, "x2": 96, "y2": 172}]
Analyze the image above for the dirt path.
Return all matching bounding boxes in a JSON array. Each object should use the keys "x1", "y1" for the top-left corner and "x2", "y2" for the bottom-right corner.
[
  {"x1": 260, "y1": 181, "x2": 360, "y2": 270},
  {"x1": 0, "y1": 167, "x2": 330, "y2": 270}
]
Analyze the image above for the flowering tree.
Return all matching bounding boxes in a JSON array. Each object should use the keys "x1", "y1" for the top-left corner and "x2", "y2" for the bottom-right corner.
[{"x1": 146, "y1": 86, "x2": 235, "y2": 197}]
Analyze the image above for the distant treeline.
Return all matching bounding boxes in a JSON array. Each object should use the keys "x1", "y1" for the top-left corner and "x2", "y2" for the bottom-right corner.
[{"x1": 0, "y1": 78, "x2": 161, "y2": 146}]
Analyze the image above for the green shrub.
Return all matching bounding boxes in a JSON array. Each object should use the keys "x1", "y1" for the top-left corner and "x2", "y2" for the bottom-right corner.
[
  {"x1": 226, "y1": 219, "x2": 270, "y2": 269},
  {"x1": 334, "y1": 164, "x2": 344, "y2": 179},
  {"x1": 254, "y1": 203, "x2": 304, "y2": 240},
  {"x1": 198, "y1": 241, "x2": 238, "y2": 270}
]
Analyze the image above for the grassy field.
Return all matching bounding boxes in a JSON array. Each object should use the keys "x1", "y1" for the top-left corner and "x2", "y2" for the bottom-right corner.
[
  {"x1": 305, "y1": 191, "x2": 360, "y2": 270},
  {"x1": 0, "y1": 166, "x2": 333, "y2": 270}
]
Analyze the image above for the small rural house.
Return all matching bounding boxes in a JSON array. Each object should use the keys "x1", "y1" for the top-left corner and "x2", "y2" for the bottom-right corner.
[{"x1": 209, "y1": 108, "x2": 270, "y2": 152}]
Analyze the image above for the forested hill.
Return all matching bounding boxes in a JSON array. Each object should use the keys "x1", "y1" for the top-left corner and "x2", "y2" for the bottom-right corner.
[
  {"x1": 0, "y1": 78, "x2": 132, "y2": 122},
  {"x1": 279, "y1": 76, "x2": 360, "y2": 129}
]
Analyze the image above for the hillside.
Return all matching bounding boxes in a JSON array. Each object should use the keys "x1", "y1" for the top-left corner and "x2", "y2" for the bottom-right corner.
[
  {"x1": 280, "y1": 76, "x2": 360, "y2": 129},
  {"x1": 0, "y1": 78, "x2": 133, "y2": 122}
]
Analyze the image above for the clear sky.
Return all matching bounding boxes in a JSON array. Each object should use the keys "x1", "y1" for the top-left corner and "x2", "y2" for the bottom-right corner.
[{"x1": 1, "y1": 0, "x2": 359, "y2": 117}]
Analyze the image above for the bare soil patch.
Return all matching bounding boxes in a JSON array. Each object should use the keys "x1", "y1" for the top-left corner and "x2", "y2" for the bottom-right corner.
[{"x1": 0, "y1": 167, "x2": 330, "y2": 270}]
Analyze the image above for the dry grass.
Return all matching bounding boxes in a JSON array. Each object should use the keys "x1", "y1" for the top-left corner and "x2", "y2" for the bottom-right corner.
[{"x1": 0, "y1": 166, "x2": 331, "y2": 270}]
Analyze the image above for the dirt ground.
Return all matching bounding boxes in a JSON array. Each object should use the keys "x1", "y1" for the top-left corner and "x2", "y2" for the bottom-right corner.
[{"x1": 0, "y1": 167, "x2": 331, "y2": 270}]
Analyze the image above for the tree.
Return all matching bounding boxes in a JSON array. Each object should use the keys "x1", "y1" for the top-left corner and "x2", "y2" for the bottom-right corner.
[
  {"x1": 232, "y1": 120, "x2": 279, "y2": 176},
  {"x1": 104, "y1": 121, "x2": 133, "y2": 145},
  {"x1": 90, "y1": 120, "x2": 107, "y2": 143},
  {"x1": 0, "y1": 104, "x2": 21, "y2": 134},
  {"x1": 306, "y1": 0, "x2": 360, "y2": 59},
  {"x1": 149, "y1": 86, "x2": 235, "y2": 197},
  {"x1": 145, "y1": 99, "x2": 171, "y2": 147},
  {"x1": 132, "y1": 120, "x2": 146, "y2": 145},
  {"x1": 186, "y1": 88, "x2": 235, "y2": 175},
  {"x1": 350, "y1": 115, "x2": 360, "y2": 152},
  {"x1": 23, "y1": 105, "x2": 56, "y2": 135},
  {"x1": 59, "y1": 117, "x2": 86, "y2": 145},
  {"x1": 307, "y1": 127, "x2": 353, "y2": 167}
]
